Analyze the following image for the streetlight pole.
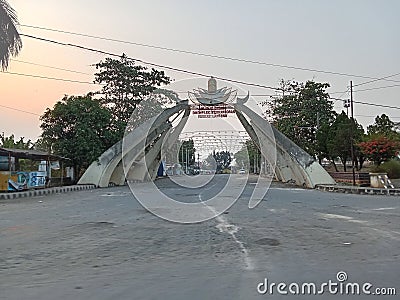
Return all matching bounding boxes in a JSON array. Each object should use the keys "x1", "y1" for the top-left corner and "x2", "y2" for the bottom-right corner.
[
  {"x1": 198, "y1": 153, "x2": 200, "y2": 173},
  {"x1": 181, "y1": 143, "x2": 184, "y2": 169},
  {"x1": 350, "y1": 81, "x2": 356, "y2": 186},
  {"x1": 185, "y1": 148, "x2": 188, "y2": 174}
]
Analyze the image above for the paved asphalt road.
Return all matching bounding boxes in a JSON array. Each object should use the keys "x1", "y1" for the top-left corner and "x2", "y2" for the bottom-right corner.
[{"x1": 0, "y1": 175, "x2": 399, "y2": 299}]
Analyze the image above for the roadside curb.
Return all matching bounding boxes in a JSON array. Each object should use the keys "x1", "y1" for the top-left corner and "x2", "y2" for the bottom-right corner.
[
  {"x1": 0, "y1": 185, "x2": 97, "y2": 200},
  {"x1": 316, "y1": 184, "x2": 400, "y2": 196}
]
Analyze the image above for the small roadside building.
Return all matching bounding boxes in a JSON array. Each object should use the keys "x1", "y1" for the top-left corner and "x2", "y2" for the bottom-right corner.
[{"x1": 0, "y1": 148, "x2": 70, "y2": 192}]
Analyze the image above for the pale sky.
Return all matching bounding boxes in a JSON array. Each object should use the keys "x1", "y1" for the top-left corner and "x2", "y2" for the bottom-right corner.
[{"x1": 1, "y1": 0, "x2": 399, "y2": 142}]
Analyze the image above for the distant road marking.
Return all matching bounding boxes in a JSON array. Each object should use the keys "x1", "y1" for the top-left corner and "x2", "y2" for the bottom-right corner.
[
  {"x1": 268, "y1": 187, "x2": 311, "y2": 191},
  {"x1": 101, "y1": 192, "x2": 130, "y2": 197}
]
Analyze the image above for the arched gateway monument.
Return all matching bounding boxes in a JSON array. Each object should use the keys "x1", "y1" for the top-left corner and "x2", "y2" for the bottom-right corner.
[{"x1": 78, "y1": 79, "x2": 335, "y2": 188}]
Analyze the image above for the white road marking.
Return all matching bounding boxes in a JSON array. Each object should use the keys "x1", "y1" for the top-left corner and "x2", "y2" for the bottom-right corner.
[
  {"x1": 199, "y1": 190, "x2": 254, "y2": 270},
  {"x1": 371, "y1": 207, "x2": 398, "y2": 211},
  {"x1": 268, "y1": 208, "x2": 287, "y2": 213},
  {"x1": 317, "y1": 213, "x2": 368, "y2": 224},
  {"x1": 367, "y1": 227, "x2": 400, "y2": 241},
  {"x1": 318, "y1": 212, "x2": 400, "y2": 241}
]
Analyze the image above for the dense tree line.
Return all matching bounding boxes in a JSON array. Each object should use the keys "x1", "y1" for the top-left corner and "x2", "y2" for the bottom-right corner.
[
  {"x1": 39, "y1": 55, "x2": 171, "y2": 180},
  {"x1": 265, "y1": 80, "x2": 400, "y2": 171}
]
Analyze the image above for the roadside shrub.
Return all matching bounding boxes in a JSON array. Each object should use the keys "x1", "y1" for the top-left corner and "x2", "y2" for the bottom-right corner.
[{"x1": 370, "y1": 159, "x2": 400, "y2": 179}]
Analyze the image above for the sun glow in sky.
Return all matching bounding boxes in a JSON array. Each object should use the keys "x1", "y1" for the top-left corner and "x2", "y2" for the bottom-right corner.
[{"x1": 1, "y1": 0, "x2": 400, "y2": 141}]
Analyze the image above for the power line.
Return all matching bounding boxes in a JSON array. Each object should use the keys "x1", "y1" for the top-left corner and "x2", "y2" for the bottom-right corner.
[
  {"x1": 331, "y1": 87, "x2": 349, "y2": 102},
  {"x1": 354, "y1": 100, "x2": 400, "y2": 110},
  {"x1": 330, "y1": 81, "x2": 400, "y2": 95},
  {"x1": 1, "y1": 100, "x2": 399, "y2": 119},
  {"x1": 0, "y1": 104, "x2": 41, "y2": 116},
  {"x1": 330, "y1": 97, "x2": 400, "y2": 110},
  {"x1": 4, "y1": 68, "x2": 399, "y2": 113},
  {"x1": 8, "y1": 34, "x2": 400, "y2": 112},
  {"x1": 20, "y1": 24, "x2": 400, "y2": 83},
  {"x1": 355, "y1": 114, "x2": 400, "y2": 119},
  {"x1": 18, "y1": 32, "x2": 400, "y2": 95},
  {"x1": 10, "y1": 59, "x2": 91, "y2": 75},
  {"x1": 1, "y1": 70, "x2": 100, "y2": 85},
  {"x1": 20, "y1": 33, "x2": 282, "y2": 91},
  {"x1": 330, "y1": 90, "x2": 349, "y2": 95},
  {"x1": 352, "y1": 72, "x2": 400, "y2": 88},
  {"x1": 353, "y1": 83, "x2": 400, "y2": 93},
  {"x1": 331, "y1": 97, "x2": 349, "y2": 101}
]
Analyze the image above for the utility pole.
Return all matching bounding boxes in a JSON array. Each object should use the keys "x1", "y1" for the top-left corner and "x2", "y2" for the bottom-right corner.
[{"x1": 350, "y1": 81, "x2": 356, "y2": 186}]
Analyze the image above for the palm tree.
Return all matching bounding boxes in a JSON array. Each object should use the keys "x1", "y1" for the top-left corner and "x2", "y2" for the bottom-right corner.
[{"x1": 0, "y1": 0, "x2": 22, "y2": 71}]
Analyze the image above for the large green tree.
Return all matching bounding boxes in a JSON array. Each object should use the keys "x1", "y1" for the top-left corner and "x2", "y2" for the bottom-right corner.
[
  {"x1": 326, "y1": 112, "x2": 365, "y2": 172},
  {"x1": 40, "y1": 95, "x2": 112, "y2": 180},
  {"x1": 265, "y1": 80, "x2": 335, "y2": 157},
  {"x1": 94, "y1": 54, "x2": 170, "y2": 141},
  {"x1": 367, "y1": 114, "x2": 398, "y2": 139},
  {"x1": 0, "y1": 0, "x2": 22, "y2": 70}
]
